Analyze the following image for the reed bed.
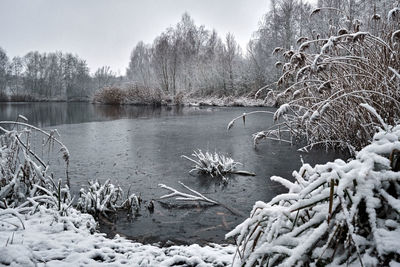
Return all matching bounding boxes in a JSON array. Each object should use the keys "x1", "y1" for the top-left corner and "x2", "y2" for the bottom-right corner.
[{"x1": 235, "y1": 9, "x2": 400, "y2": 154}]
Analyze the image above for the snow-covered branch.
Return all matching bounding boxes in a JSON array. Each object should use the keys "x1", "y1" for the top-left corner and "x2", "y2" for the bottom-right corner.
[
  {"x1": 158, "y1": 182, "x2": 218, "y2": 205},
  {"x1": 228, "y1": 125, "x2": 400, "y2": 266}
]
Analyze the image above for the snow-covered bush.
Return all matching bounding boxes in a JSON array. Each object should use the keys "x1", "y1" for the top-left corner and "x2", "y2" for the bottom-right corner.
[
  {"x1": 182, "y1": 150, "x2": 242, "y2": 181},
  {"x1": 93, "y1": 86, "x2": 126, "y2": 104},
  {"x1": 93, "y1": 84, "x2": 164, "y2": 105},
  {"x1": 125, "y1": 84, "x2": 163, "y2": 105},
  {"x1": 227, "y1": 125, "x2": 400, "y2": 266},
  {"x1": 77, "y1": 179, "x2": 141, "y2": 215},
  {"x1": 252, "y1": 9, "x2": 400, "y2": 153}
]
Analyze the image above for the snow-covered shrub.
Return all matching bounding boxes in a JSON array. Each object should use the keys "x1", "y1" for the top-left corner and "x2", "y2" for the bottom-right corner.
[
  {"x1": 125, "y1": 84, "x2": 163, "y2": 105},
  {"x1": 93, "y1": 85, "x2": 165, "y2": 105},
  {"x1": 77, "y1": 179, "x2": 141, "y2": 215},
  {"x1": 93, "y1": 86, "x2": 126, "y2": 104},
  {"x1": 182, "y1": 150, "x2": 242, "y2": 181},
  {"x1": 0, "y1": 119, "x2": 71, "y2": 213},
  {"x1": 252, "y1": 10, "x2": 400, "y2": 153},
  {"x1": 227, "y1": 125, "x2": 400, "y2": 266}
]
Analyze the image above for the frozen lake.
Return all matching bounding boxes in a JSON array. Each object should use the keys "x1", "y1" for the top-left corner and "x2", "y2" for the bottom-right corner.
[{"x1": 0, "y1": 102, "x2": 346, "y2": 245}]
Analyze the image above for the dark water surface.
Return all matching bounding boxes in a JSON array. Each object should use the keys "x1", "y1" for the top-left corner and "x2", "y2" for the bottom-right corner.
[{"x1": 0, "y1": 102, "x2": 346, "y2": 245}]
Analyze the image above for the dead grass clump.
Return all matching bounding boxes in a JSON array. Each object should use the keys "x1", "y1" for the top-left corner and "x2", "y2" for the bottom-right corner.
[
  {"x1": 125, "y1": 84, "x2": 163, "y2": 105},
  {"x1": 77, "y1": 179, "x2": 141, "y2": 216},
  {"x1": 93, "y1": 87, "x2": 126, "y2": 104},
  {"x1": 182, "y1": 150, "x2": 255, "y2": 181}
]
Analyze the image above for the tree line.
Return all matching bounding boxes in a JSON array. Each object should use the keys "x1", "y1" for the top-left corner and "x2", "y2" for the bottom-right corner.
[
  {"x1": 0, "y1": 0, "x2": 398, "y2": 102},
  {"x1": 0, "y1": 49, "x2": 122, "y2": 101},
  {"x1": 126, "y1": 0, "x2": 398, "y2": 99},
  {"x1": 126, "y1": 13, "x2": 245, "y2": 98}
]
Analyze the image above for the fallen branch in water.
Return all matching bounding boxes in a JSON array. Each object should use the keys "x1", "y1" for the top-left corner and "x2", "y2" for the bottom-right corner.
[
  {"x1": 158, "y1": 182, "x2": 218, "y2": 205},
  {"x1": 231, "y1": 170, "x2": 256, "y2": 176},
  {"x1": 157, "y1": 182, "x2": 244, "y2": 216}
]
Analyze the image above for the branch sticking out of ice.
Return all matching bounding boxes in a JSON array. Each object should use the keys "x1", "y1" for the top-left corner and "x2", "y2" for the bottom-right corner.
[
  {"x1": 158, "y1": 182, "x2": 218, "y2": 205},
  {"x1": 157, "y1": 182, "x2": 244, "y2": 216},
  {"x1": 227, "y1": 110, "x2": 275, "y2": 130}
]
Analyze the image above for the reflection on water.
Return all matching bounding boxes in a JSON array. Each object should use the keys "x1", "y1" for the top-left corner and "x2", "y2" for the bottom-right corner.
[
  {"x1": 0, "y1": 102, "x2": 348, "y2": 245},
  {"x1": 0, "y1": 102, "x2": 207, "y2": 127}
]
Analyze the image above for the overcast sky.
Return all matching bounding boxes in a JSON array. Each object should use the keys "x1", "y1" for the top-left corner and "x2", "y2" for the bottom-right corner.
[{"x1": 0, "y1": 0, "x2": 313, "y2": 75}]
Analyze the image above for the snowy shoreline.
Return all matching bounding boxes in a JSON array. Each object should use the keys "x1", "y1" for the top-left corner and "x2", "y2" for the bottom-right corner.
[
  {"x1": 0, "y1": 206, "x2": 235, "y2": 266},
  {"x1": 2, "y1": 96, "x2": 272, "y2": 108},
  {"x1": 92, "y1": 96, "x2": 272, "y2": 107}
]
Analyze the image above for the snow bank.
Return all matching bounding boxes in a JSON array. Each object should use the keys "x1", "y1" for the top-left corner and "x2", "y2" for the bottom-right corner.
[{"x1": 0, "y1": 206, "x2": 235, "y2": 266}]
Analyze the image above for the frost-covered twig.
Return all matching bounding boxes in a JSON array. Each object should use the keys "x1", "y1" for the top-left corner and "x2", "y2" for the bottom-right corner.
[
  {"x1": 227, "y1": 110, "x2": 275, "y2": 130},
  {"x1": 359, "y1": 103, "x2": 388, "y2": 131},
  {"x1": 0, "y1": 121, "x2": 69, "y2": 161}
]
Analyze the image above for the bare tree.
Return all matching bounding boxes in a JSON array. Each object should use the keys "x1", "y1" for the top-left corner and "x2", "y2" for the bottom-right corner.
[
  {"x1": 94, "y1": 66, "x2": 115, "y2": 90},
  {"x1": 0, "y1": 48, "x2": 10, "y2": 97},
  {"x1": 8, "y1": 56, "x2": 24, "y2": 95}
]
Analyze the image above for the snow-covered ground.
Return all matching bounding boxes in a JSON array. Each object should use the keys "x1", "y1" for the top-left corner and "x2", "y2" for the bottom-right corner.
[
  {"x1": 184, "y1": 96, "x2": 269, "y2": 107},
  {"x1": 0, "y1": 206, "x2": 235, "y2": 266}
]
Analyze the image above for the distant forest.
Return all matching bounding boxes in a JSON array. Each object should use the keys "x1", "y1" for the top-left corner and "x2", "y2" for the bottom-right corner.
[{"x1": 0, "y1": 0, "x2": 397, "y2": 102}]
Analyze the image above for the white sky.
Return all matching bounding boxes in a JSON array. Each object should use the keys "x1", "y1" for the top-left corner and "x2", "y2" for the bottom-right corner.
[{"x1": 0, "y1": 0, "x2": 314, "y2": 75}]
